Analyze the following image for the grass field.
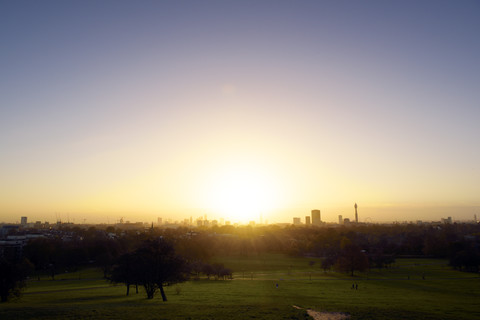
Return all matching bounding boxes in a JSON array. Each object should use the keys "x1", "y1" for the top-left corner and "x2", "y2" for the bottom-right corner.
[{"x1": 1, "y1": 254, "x2": 479, "y2": 319}]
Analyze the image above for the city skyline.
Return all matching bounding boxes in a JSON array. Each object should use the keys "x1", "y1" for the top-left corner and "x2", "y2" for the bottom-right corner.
[
  {"x1": 1, "y1": 1, "x2": 479, "y2": 224},
  {"x1": 2, "y1": 203, "x2": 478, "y2": 226}
]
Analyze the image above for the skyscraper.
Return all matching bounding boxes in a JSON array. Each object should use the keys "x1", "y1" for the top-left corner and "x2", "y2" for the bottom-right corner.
[
  {"x1": 305, "y1": 216, "x2": 311, "y2": 225},
  {"x1": 338, "y1": 215, "x2": 343, "y2": 225},
  {"x1": 311, "y1": 209, "x2": 321, "y2": 225},
  {"x1": 21, "y1": 216, "x2": 27, "y2": 226}
]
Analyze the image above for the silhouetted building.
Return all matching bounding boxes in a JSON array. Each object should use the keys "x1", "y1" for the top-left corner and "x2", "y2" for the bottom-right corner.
[
  {"x1": 305, "y1": 216, "x2": 311, "y2": 225},
  {"x1": 157, "y1": 217, "x2": 163, "y2": 225},
  {"x1": 21, "y1": 216, "x2": 27, "y2": 226},
  {"x1": 311, "y1": 210, "x2": 321, "y2": 225},
  {"x1": 338, "y1": 215, "x2": 343, "y2": 225},
  {"x1": 0, "y1": 225, "x2": 19, "y2": 238},
  {"x1": 354, "y1": 203, "x2": 358, "y2": 223},
  {"x1": 293, "y1": 217, "x2": 301, "y2": 225},
  {"x1": 442, "y1": 217, "x2": 452, "y2": 224}
]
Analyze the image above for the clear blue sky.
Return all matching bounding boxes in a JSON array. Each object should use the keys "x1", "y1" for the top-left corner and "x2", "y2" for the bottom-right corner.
[{"x1": 1, "y1": 1, "x2": 479, "y2": 224}]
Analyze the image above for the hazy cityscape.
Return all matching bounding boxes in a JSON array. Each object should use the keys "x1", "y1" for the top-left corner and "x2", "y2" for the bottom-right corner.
[
  {"x1": 1, "y1": 0, "x2": 479, "y2": 319},
  {"x1": 3, "y1": 203, "x2": 478, "y2": 230}
]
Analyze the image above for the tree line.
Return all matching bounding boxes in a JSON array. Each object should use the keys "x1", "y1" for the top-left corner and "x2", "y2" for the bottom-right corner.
[{"x1": 1, "y1": 222, "x2": 479, "y2": 301}]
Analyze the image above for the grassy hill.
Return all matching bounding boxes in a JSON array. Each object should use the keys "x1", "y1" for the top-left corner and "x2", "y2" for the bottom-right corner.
[{"x1": 1, "y1": 254, "x2": 479, "y2": 319}]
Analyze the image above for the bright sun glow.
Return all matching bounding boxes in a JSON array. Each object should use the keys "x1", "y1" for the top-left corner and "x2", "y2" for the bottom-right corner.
[{"x1": 200, "y1": 162, "x2": 283, "y2": 224}]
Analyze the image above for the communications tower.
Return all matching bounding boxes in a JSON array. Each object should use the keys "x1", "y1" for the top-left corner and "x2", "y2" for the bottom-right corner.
[{"x1": 354, "y1": 203, "x2": 358, "y2": 223}]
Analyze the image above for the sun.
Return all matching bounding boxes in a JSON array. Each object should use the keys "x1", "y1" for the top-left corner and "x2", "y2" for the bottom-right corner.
[{"x1": 200, "y1": 162, "x2": 282, "y2": 224}]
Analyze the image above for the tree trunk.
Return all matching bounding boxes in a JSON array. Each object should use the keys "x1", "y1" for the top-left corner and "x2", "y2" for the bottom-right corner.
[
  {"x1": 135, "y1": 284, "x2": 138, "y2": 294},
  {"x1": 144, "y1": 283, "x2": 156, "y2": 299},
  {"x1": 126, "y1": 283, "x2": 130, "y2": 296},
  {"x1": 159, "y1": 285, "x2": 167, "y2": 301}
]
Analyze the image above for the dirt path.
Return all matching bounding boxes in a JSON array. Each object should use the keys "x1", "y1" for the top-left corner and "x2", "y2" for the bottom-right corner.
[{"x1": 293, "y1": 305, "x2": 350, "y2": 320}]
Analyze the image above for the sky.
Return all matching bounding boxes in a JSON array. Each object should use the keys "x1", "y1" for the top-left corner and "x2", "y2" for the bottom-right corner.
[{"x1": 1, "y1": 0, "x2": 479, "y2": 224}]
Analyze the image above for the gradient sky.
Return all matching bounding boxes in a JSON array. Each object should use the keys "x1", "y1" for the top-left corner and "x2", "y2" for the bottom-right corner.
[{"x1": 1, "y1": 0, "x2": 479, "y2": 224}]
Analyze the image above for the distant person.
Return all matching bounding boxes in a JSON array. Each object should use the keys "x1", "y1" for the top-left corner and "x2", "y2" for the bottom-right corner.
[
  {"x1": 355, "y1": 283, "x2": 358, "y2": 290},
  {"x1": 276, "y1": 283, "x2": 278, "y2": 288}
]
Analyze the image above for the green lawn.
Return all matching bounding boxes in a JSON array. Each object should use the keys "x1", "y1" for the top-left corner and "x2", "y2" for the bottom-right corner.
[{"x1": 1, "y1": 255, "x2": 479, "y2": 319}]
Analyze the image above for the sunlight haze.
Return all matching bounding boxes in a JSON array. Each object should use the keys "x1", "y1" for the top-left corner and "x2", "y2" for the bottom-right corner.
[{"x1": 1, "y1": 1, "x2": 479, "y2": 224}]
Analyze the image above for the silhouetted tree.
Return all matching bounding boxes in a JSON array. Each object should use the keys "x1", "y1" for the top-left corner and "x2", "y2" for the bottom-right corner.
[
  {"x1": 336, "y1": 241, "x2": 369, "y2": 276},
  {"x1": 202, "y1": 263, "x2": 215, "y2": 280},
  {"x1": 211, "y1": 263, "x2": 232, "y2": 280},
  {"x1": 0, "y1": 258, "x2": 32, "y2": 302},
  {"x1": 109, "y1": 252, "x2": 138, "y2": 296},
  {"x1": 112, "y1": 239, "x2": 188, "y2": 300},
  {"x1": 321, "y1": 255, "x2": 337, "y2": 273},
  {"x1": 23, "y1": 238, "x2": 55, "y2": 279},
  {"x1": 449, "y1": 240, "x2": 480, "y2": 272}
]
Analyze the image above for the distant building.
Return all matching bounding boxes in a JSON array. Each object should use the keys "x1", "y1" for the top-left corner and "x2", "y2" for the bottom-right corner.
[
  {"x1": 305, "y1": 216, "x2": 311, "y2": 225},
  {"x1": 338, "y1": 215, "x2": 343, "y2": 225},
  {"x1": 21, "y1": 217, "x2": 27, "y2": 226},
  {"x1": 354, "y1": 203, "x2": 358, "y2": 223},
  {"x1": 0, "y1": 225, "x2": 19, "y2": 238},
  {"x1": 293, "y1": 217, "x2": 301, "y2": 225},
  {"x1": 344, "y1": 218, "x2": 351, "y2": 225},
  {"x1": 442, "y1": 217, "x2": 453, "y2": 224},
  {"x1": 157, "y1": 217, "x2": 163, "y2": 225},
  {"x1": 311, "y1": 210, "x2": 321, "y2": 225}
]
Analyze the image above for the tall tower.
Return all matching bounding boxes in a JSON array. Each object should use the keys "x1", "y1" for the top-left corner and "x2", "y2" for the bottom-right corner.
[
  {"x1": 311, "y1": 209, "x2": 321, "y2": 225},
  {"x1": 354, "y1": 203, "x2": 358, "y2": 223}
]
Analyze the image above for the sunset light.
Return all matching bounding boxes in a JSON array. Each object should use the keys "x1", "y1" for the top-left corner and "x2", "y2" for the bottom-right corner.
[
  {"x1": 1, "y1": 2, "x2": 480, "y2": 319},
  {"x1": 0, "y1": 1, "x2": 479, "y2": 225},
  {"x1": 199, "y1": 161, "x2": 285, "y2": 224}
]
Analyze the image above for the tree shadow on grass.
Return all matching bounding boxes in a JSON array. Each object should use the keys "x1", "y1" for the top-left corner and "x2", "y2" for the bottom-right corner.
[{"x1": 54, "y1": 294, "x2": 128, "y2": 303}]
